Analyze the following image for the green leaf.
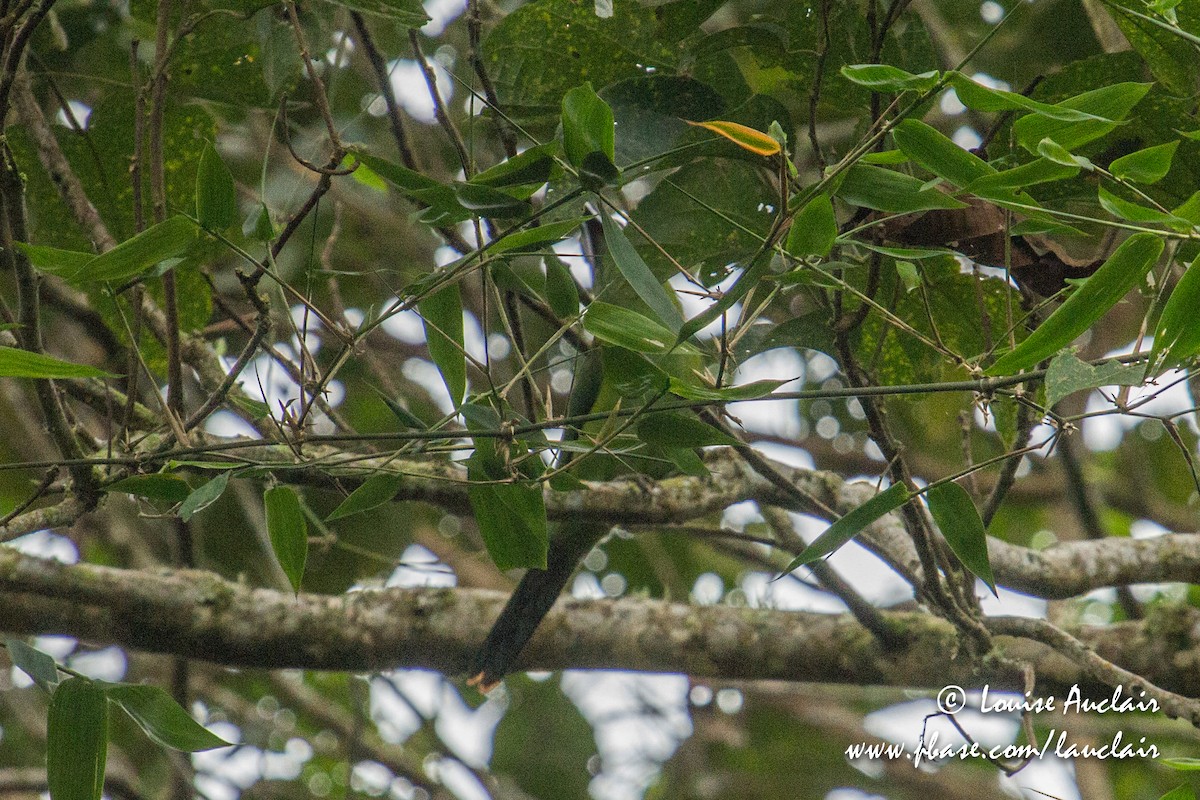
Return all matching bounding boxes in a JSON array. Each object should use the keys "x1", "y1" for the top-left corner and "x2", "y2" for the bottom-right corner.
[
  {"x1": 489, "y1": 219, "x2": 584, "y2": 255},
  {"x1": 667, "y1": 377, "x2": 786, "y2": 401},
  {"x1": 419, "y1": 283, "x2": 467, "y2": 406},
  {"x1": 1109, "y1": 140, "x2": 1179, "y2": 184},
  {"x1": 106, "y1": 683, "x2": 231, "y2": 752},
  {"x1": 599, "y1": 212, "x2": 683, "y2": 332},
  {"x1": 840, "y1": 64, "x2": 940, "y2": 92},
  {"x1": 893, "y1": 119, "x2": 994, "y2": 188},
  {"x1": 105, "y1": 473, "x2": 191, "y2": 503},
  {"x1": 1149, "y1": 255, "x2": 1200, "y2": 373},
  {"x1": 471, "y1": 145, "x2": 558, "y2": 189},
  {"x1": 179, "y1": 472, "x2": 231, "y2": 522},
  {"x1": 1098, "y1": 185, "x2": 1191, "y2": 230},
  {"x1": 926, "y1": 481, "x2": 996, "y2": 596},
  {"x1": 1158, "y1": 787, "x2": 1196, "y2": 800},
  {"x1": 779, "y1": 483, "x2": 910, "y2": 575},
  {"x1": 1036, "y1": 137, "x2": 1093, "y2": 169},
  {"x1": 345, "y1": 149, "x2": 469, "y2": 224},
  {"x1": 0, "y1": 346, "x2": 113, "y2": 379},
  {"x1": 948, "y1": 73, "x2": 1108, "y2": 121},
  {"x1": 13, "y1": 243, "x2": 95, "y2": 277},
  {"x1": 583, "y1": 301, "x2": 682, "y2": 353},
  {"x1": 835, "y1": 164, "x2": 969, "y2": 213},
  {"x1": 78, "y1": 216, "x2": 196, "y2": 284},
  {"x1": 325, "y1": 473, "x2": 405, "y2": 521},
  {"x1": 466, "y1": 456, "x2": 548, "y2": 571},
  {"x1": 452, "y1": 182, "x2": 531, "y2": 219},
  {"x1": 195, "y1": 142, "x2": 237, "y2": 230},
  {"x1": 562, "y1": 83, "x2": 616, "y2": 169},
  {"x1": 263, "y1": 485, "x2": 308, "y2": 593},
  {"x1": 786, "y1": 195, "x2": 837, "y2": 258},
  {"x1": 1162, "y1": 758, "x2": 1200, "y2": 771},
  {"x1": 320, "y1": 0, "x2": 429, "y2": 26},
  {"x1": 47, "y1": 677, "x2": 107, "y2": 800},
  {"x1": 1045, "y1": 353, "x2": 1145, "y2": 406},
  {"x1": 966, "y1": 158, "x2": 1080, "y2": 197},
  {"x1": 1013, "y1": 82, "x2": 1152, "y2": 153},
  {"x1": 987, "y1": 233, "x2": 1163, "y2": 375},
  {"x1": 636, "y1": 412, "x2": 738, "y2": 448},
  {"x1": 5, "y1": 638, "x2": 58, "y2": 690},
  {"x1": 545, "y1": 257, "x2": 581, "y2": 318}
]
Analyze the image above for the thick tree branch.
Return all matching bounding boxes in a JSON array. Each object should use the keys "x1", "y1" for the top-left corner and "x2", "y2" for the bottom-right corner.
[{"x1": 4, "y1": 547, "x2": 1200, "y2": 701}]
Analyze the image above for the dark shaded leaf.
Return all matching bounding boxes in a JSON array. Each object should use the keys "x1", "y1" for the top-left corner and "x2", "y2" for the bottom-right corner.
[
  {"x1": 987, "y1": 233, "x2": 1163, "y2": 375},
  {"x1": 179, "y1": 472, "x2": 231, "y2": 522},
  {"x1": 106, "y1": 683, "x2": 231, "y2": 751},
  {"x1": 47, "y1": 678, "x2": 107, "y2": 800},
  {"x1": 264, "y1": 485, "x2": 308, "y2": 593},
  {"x1": 419, "y1": 284, "x2": 467, "y2": 406},
  {"x1": 105, "y1": 474, "x2": 191, "y2": 503},
  {"x1": 635, "y1": 412, "x2": 738, "y2": 448},
  {"x1": 786, "y1": 195, "x2": 837, "y2": 258},
  {"x1": 780, "y1": 483, "x2": 910, "y2": 575},
  {"x1": 78, "y1": 216, "x2": 196, "y2": 284},
  {"x1": 195, "y1": 142, "x2": 237, "y2": 230},
  {"x1": 926, "y1": 481, "x2": 996, "y2": 596},
  {"x1": 325, "y1": 473, "x2": 405, "y2": 521},
  {"x1": 5, "y1": 638, "x2": 58, "y2": 690}
]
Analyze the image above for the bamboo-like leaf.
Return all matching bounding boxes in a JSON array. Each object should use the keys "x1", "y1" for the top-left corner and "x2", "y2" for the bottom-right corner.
[
  {"x1": 419, "y1": 283, "x2": 467, "y2": 406},
  {"x1": 179, "y1": 472, "x2": 231, "y2": 522},
  {"x1": 325, "y1": 473, "x2": 405, "y2": 521},
  {"x1": 0, "y1": 346, "x2": 113, "y2": 379},
  {"x1": 1013, "y1": 82, "x2": 1152, "y2": 153},
  {"x1": 105, "y1": 473, "x2": 192, "y2": 503},
  {"x1": 779, "y1": 483, "x2": 910, "y2": 576},
  {"x1": 686, "y1": 119, "x2": 781, "y2": 156},
  {"x1": 47, "y1": 678, "x2": 107, "y2": 800},
  {"x1": 840, "y1": 64, "x2": 940, "y2": 92},
  {"x1": 1148, "y1": 255, "x2": 1200, "y2": 373},
  {"x1": 600, "y1": 212, "x2": 683, "y2": 332},
  {"x1": 4, "y1": 638, "x2": 58, "y2": 690},
  {"x1": 106, "y1": 683, "x2": 232, "y2": 752},
  {"x1": 264, "y1": 485, "x2": 308, "y2": 593},
  {"x1": 893, "y1": 119, "x2": 994, "y2": 188},
  {"x1": 987, "y1": 233, "x2": 1163, "y2": 375},
  {"x1": 836, "y1": 164, "x2": 968, "y2": 213},
  {"x1": 786, "y1": 195, "x2": 837, "y2": 258},
  {"x1": 926, "y1": 481, "x2": 996, "y2": 596},
  {"x1": 77, "y1": 216, "x2": 196, "y2": 283},
  {"x1": 195, "y1": 142, "x2": 238, "y2": 230},
  {"x1": 1109, "y1": 140, "x2": 1179, "y2": 184}
]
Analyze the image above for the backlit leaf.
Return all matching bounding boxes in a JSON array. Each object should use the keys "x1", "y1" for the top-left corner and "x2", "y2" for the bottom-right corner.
[
  {"x1": 926, "y1": 480, "x2": 996, "y2": 596},
  {"x1": 686, "y1": 119, "x2": 781, "y2": 156},
  {"x1": 779, "y1": 483, "x2": 910, "y2": 575}
]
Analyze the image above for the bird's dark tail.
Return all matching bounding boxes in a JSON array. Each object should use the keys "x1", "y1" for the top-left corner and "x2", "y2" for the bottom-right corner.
[{"x1": 469, "y1": 524, "x2": 604, "y2": 691}]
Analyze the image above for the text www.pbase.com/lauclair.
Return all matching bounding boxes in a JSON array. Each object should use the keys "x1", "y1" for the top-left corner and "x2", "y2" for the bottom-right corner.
[{"x1": 846, "y1": 729, "x2": 1159, "y2": 769}]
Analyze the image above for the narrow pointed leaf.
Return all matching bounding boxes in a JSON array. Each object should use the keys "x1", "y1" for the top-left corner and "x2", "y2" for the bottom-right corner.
[
  {"x1": 471, "y1": 144, "x2": 557, "y2": 189},
  {"x1": 179, "y1": 472, "x2": 231, "y2": 522},
  {"x1": 1036, "y1": 137, "x2": 1093, "y2": 168},
  {"x1": 786, "y1": 195, "x2": 837, "y2": 258},
  {"x1": 686, "y1": 119, "x2": 781, "y2": 156},
  {"x1": 893, "y1": 119, "x2": 994, "y2": 188},
  {"x1": 325, "y1": 473, "x2": 405, "y2": 521},
  {"x1": 836, "y1": 164, "x2": 968, "y2": 213},
  {"x1": 13, "y1": 243, "x2": 95, "y2": 277},
  {"x1": 636, "y1": 412, "x2": 739, "y2": 448},
  {"x1": 489, "y1": 218, "x2": 585, "y2": 255},
  {"x1": 840, "y1": 64, "x2": 940, "y2": 92},
  {"x1": 466, "y1": 454, "x2": 548, "y2": 571},
  {"x1": 987, "y1": 233, "x2": 1163, "y2": 375},
  {"x1": 106, "y1": 683, "x2": 232, "y2": 751},
  {"x1": 1014, "y1": 82, "x2": 1152, "y2": 153},
  {"x1": 78, "y1": 216, "x2": 196, "y2": 283},
  {"x1": 1149, "y1": 255, "x2": 1200, "y2": 373},
  {"x1": 779, "y1": 483, "x2": 910, "y2": 575},
  {"x1": 545, "y1": 256, "x2": 580, "y2": 318},
  {"x1": 5, "y1": 638, "x2": 58, "y2": 690},
  {"x1": 1109, "y1": 140, "x2": 1179, "y2": 184},
  {"x1": 47, "y1": 677, "x2": 107, "y2": 800},
  {"x1": 264, "y1": 486, "x2": 308, "y2": 593},
  {"x1": 948, "y1": 73, "x2": 1107, "y2": 121},
  {"x1": 196, "y1": 142, "x2": 238, "y2": 230},
  {"x1": 926, "y1": 480, "x2": 996, "y2": 596},
  {"x1": 966, "y1": 158, "x2": 1080, "y2": 196},
  {"x1": 600, "y1": 212, "x2": 683, "y2": 332},
  {"x1": 584, "y1": 301, "x2": 678, "y2": 353},
  {"x1": 419, "y1": 283, "x2": 467, "y2": 406},
  {"x1": 562, "y1": 83, "x2": 615, "y2": 167},
  {"x1": 105, "y1": 473, "x2": 192, "y2": 503},
  {"x1": 0, "y1": 346, "x2": 113, "y2": 379}
]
